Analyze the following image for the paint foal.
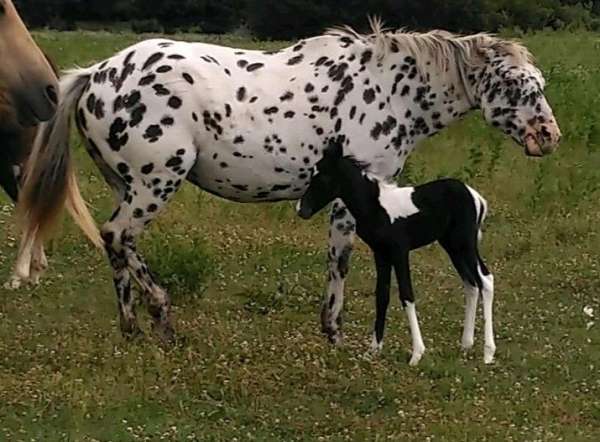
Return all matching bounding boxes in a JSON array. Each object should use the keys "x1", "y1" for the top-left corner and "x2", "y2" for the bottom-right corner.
[
  {"x1": 17, "y1": 23, "x2": 559, "y2": 342},
  {"x1": 298, "y1": 140, "x2": 495, "y2": 365}
]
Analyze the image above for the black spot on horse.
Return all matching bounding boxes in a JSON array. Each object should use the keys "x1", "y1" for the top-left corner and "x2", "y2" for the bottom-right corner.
[
  {"x1": 284, "y1": 111, "x2": 295, "y2": 119},
  {"x1": 246, "y1": 63, "x2": 264, "y2": 72},
  {"x1": 143, "y1": 52, "x2": 164, "y2": 71},
  {"x1": 141, "y1": 163, "x2": 154, "y2": 174},
  {"x1": 153, "y1": 84, "x2": 170, "y2": 96},
  {"x1": 168, "y1": 96, "x2": 182, "y2": 109},
  {"x1": 166, "y1": 156, "x2": 183, "y2": 168},
  {"x1": 161, "y1": 116, "x2": 174, "y2": 126},
  {"x1": 182, "y1": 73, "x2": 194, "y2": 84},
  {"x1": 129, "y1": 104, "x2": 147, "y2": 128},
  {"x1": 360, "y1": 50, "x2": 373, "y2": 65},
  {"x1": 139, "y1": 73, "x2": 156, "y2": 86},
  {"x1": 287, "y1": 54, "x2": 304, "y2": 65},
  {"x1": 107, "y1": 117, "x2": 128, "y2": 151},
  {"x1": 363, "y1": 88, "x2": 376, "y2": 104},
  {"x1": 280, "y1": 91, "x2": 294, "y2": 101},
  {"x1": 237, "y1": 87, "x2": 247, "y2": 102},
  {"x1": 143, "y1": 125, "x2": 163, "y2": 143},
  {"x1": 156, "y1": 65, "x2": 172, "y2": 73}
]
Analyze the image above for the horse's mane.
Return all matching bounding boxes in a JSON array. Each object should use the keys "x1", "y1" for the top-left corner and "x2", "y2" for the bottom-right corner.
[{"x1": 326, "y1": 17, "x2": 534, "y2": 73}]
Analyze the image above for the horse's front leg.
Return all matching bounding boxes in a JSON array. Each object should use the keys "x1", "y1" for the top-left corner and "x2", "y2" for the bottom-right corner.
[{"x1": 321, "y1": 199, "x2": 356, "y2": 345}]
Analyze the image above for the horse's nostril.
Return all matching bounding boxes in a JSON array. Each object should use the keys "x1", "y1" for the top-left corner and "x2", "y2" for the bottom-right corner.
[{"x1": 46, "y1": 85, "x2": 58, "y2": 105}]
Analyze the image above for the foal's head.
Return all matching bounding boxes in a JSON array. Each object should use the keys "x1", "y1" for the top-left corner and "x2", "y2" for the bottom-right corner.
[{"x1": 297, "y1": 139, "x2": 364, "y2": 220}]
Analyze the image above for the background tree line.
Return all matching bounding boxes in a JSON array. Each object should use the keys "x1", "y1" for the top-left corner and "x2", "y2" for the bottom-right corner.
[{"x1": 14, "y1": 0, "x2": 600, "y2": 39}]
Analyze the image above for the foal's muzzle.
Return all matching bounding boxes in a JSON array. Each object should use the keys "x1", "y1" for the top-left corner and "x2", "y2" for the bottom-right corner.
[{"x1": 296, "y1": 200, "x2": 313, "y2": 220}]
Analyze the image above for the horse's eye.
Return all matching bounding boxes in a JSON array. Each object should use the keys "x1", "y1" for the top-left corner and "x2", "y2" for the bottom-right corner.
[{"x1": 0, "y1": 2, "x2": 5, "y2": 16}]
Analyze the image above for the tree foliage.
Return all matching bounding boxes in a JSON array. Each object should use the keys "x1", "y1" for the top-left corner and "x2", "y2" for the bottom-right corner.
[{"x1": 12, "y1": 0, "x2": 600, "y2": 37}]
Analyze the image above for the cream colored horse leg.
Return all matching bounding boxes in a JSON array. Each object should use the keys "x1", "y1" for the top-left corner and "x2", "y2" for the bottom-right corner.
[
  {"x1": 29, "y1": 240, "x2": 48, "y2": 285},
  {"x1": 5, "y1": 229, "x2": 36, "y2": 289}
]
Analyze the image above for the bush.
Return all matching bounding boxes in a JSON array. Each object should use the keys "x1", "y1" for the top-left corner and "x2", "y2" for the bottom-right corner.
[{"x1": 131, "y1": 19, "x2": 163, "y2": 34}]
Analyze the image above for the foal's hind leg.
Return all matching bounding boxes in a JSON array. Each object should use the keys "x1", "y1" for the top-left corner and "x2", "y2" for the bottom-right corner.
[
  {"x1": 441, "y1": 238, "x2": 496, "y2": 364},
  {"x1": 321, "y1": 200, "x2": 356, "y2": 344},
  {"x1": 477, "y1": 256, "x2": 495, "y2": 364}
]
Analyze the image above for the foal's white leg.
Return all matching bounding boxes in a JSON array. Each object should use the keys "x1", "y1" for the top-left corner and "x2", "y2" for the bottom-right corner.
[
  {"x1": 405, "y1": 301, "x2": 426, "y2": 366},
  {"x1": 321, "y1": 200, "x2": 355, "y2": 345},
  {"x1": 480, "y1": 273, "x2": 496, "y2": 364},
  {"x1": 462, "y1": 283, "x2": 479, "y2": 351},
  {"x1": 5, "y1": 230, "x2": 36, "y2": 289}
]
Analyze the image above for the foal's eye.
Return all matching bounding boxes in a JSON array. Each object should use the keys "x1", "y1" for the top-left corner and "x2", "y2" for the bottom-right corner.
[{"x1": 0, "y1": 4, "x2": 5, "y2": 16}]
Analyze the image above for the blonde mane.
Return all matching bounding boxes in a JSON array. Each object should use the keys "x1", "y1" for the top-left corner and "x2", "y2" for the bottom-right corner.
[{"x1": 326, "y1": 18, "x2": 535, "y2": 73}]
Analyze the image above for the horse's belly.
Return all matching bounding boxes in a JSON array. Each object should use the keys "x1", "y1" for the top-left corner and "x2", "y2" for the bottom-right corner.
[{"x1": 189, "y1": 149, "x2": 310, "y2": 202}]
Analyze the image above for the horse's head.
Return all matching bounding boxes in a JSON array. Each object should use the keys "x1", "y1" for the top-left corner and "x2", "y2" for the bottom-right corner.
[
  {"x1": 297, "y1": 139, "x2": 344, "y2": 220},
  {"x1": 0, "y1": 0, "x2": 58, "y2": 125},
  {"x1": 472, "y1": 40, "x2": 561, "y2": 157}
]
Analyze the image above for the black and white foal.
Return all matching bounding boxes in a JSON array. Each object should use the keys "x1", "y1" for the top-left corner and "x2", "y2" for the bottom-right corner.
[{"x1": 297, "y1": 140, "x2": 495, "y2": 365}]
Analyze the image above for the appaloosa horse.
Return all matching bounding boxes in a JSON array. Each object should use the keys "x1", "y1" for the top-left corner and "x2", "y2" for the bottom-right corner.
[{"x1": 17, "y1": 21, "x2": 560, "y2": 342}]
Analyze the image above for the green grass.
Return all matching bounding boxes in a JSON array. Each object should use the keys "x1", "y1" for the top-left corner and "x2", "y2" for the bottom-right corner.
[{"x1": 1, "y1": 30, "x2": 600, "y2": 441}]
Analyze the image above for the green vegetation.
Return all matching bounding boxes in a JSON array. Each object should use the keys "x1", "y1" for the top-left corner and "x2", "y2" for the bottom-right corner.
[
  {"x1": 14, "y1": 0, "x2": 600, "y2": 37},
  {"x1": 0, "y1": 30, "x2": 599, "y2": 440}
]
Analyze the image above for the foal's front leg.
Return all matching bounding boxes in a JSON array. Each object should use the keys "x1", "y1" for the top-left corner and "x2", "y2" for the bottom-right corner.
[
  {"x1": 370, "y1": 252, "x2": 391, "y2": 352},
  {"x1": 394, "y1": 252, "x2": 426, "y2": 366},
  {"x1": 321, "y1": 200, "x2": 356, "y2": 344}
]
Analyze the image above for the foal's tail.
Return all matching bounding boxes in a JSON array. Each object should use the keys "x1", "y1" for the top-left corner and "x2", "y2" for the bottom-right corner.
[
  {"x1": 466, "y1": 185, "x2": 488, "y2": 242},
  {"x1": 17, "y1": 68, "x2": 103, "y2": 250}
]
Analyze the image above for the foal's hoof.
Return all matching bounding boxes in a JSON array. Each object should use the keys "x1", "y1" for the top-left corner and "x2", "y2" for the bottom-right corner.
[
  {"x1": 408, "y1": 348, "x2": 425, "y2": 366},
  {"x1": 484, "y1": 345, "x2": 496, "y2": 364}
]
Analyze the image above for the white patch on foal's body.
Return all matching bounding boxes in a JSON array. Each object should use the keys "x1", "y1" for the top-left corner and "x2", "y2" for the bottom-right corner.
[{"x1": 377, "y1": 183, "x2": 420, "y2": 223}]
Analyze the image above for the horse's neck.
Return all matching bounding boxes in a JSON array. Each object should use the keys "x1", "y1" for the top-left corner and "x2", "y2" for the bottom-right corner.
[
  {"x1": 338, "y1": 164, "x2": 381, "y2": 223},
  {"x1": 370, "y1": 47, "x2": 475, "y2": 147}
]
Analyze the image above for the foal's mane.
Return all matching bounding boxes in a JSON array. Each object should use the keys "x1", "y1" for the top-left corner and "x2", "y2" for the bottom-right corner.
[
  {"x1": 343, "y1": 155, "x2": 391, "y2": 185},
  {"x1": 326, "y1": 18, "x2": 535, "y2": 73}
]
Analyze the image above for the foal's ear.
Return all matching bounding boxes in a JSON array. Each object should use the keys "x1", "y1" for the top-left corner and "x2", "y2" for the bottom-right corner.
[{"x1": 324, "y1": 138, "x2": 344, "y2": 160}]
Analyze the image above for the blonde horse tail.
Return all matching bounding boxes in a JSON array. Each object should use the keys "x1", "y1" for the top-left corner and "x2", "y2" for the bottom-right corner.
[{"x1": 18, "y1": 67, "x2": 103, "y2": 251}]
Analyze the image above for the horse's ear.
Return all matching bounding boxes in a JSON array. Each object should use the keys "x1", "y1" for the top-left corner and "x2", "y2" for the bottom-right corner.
[{"x1": 325, "y1": 137, "x2": 344, "y2": 159}]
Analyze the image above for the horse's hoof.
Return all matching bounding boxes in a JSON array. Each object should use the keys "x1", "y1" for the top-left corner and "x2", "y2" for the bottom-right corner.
[
  {"x1": 122, "y1": 326, "x2": 145, "y2": 341},
  {"x1": 4, "y1": 277, "x2": 23, "y2": 290},
  {"x1": 153, "y1": 322, "x2": 176, "y2": 346}
]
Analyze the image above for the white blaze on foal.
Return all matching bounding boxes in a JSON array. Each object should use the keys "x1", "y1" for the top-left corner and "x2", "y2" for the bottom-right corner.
[{"x1": 298, "y1": 139, "x2": 496, "y2": 365}]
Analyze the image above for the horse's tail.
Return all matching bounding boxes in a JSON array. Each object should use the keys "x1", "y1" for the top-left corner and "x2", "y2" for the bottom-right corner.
[
  {"x1": 18, "y1": 67, "x2": 103, "y2": 250},
  {"x1": 466, "y1": 185, "x2": 488, "y2": 242}
]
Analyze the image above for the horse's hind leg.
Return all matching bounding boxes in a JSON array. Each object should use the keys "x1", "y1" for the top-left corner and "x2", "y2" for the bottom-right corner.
[
  {"x1": 100, "y1": 147, "x2": 196, "y2": 342},
  {"x1": 321, "y1": 200, "x2": 356, "y2": 344}
]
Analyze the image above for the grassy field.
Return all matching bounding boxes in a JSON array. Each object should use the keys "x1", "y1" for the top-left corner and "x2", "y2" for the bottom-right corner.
[{"x1": 1, "y1": 30, "x2": 599, "y2": 441}]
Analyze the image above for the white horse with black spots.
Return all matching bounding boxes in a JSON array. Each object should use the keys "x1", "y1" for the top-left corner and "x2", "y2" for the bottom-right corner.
[{"x1": 15, "y1": 21, "x2": 560, "y2": 342}]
